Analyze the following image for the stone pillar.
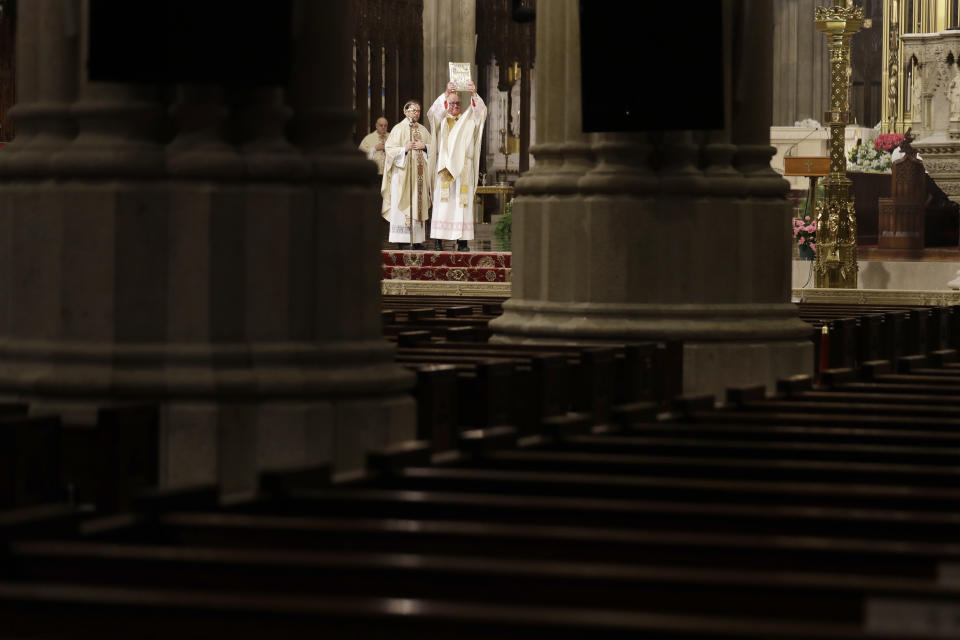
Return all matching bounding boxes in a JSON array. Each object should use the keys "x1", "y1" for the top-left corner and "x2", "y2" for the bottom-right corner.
[
  {"x1": 490, "y1": 0, "x2": 812, "y2": 400},
  {"x1": 0, "y1": 1, "x2": 415, "y2": 494},
  {"x1": 0, "y1": 0, "x2": 79, "y2": 174},
  {"x1": 772, "y1": 0, "x2": 830, "y2": 126},
  {"x1": 422, "y1": 0, "x2": 476, "y2": 101}
]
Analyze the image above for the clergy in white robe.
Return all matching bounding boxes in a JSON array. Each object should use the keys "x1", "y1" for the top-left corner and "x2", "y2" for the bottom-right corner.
[
  {"x1": 381, "y1": 102, "x2": 434, "y2": 247},
  {"x1": 427, "y1": 81, "x2": 487, "y2": 250},
  {"x1": 358, "y1": 116, "x2": 389, "y2": 175}
]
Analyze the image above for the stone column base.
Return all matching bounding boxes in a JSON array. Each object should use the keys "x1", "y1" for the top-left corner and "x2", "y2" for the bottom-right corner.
[
  {"x1": 160, "y1": 394, "x2": 416, "y2": 493},
  {"x1": 682, "y1": 339, "x2": 812, "y2": 402},
  {"x1": 0, "y1": 339, "x2": 415, "y2": 494},
  {"x1": 19, "y1": 394, "x2": 416, "y2": 495},
  {"x1": 491, "y1": 299, "x2": 813, "y2": 403}
]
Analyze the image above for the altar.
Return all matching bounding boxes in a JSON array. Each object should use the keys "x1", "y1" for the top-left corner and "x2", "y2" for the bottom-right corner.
[
  {"x1": 474, "y1": 183, "x2": 514, "y2": 223},
  {"x1": 770, "y1": 124, "x2": 874, "y2": 191}
]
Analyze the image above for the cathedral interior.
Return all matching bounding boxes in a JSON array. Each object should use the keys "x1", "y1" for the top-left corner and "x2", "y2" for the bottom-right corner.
[{"x1": 1, "y1": 0, "x2": 960, "y2": 637}]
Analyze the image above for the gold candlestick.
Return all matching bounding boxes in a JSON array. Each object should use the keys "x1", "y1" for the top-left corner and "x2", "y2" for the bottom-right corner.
[
  {"x1": 500, "y1": 127, "x2": 509, "y2": 177},
  {"x1": 814, "y1": 0, "x2": 863, "y2": 288}
]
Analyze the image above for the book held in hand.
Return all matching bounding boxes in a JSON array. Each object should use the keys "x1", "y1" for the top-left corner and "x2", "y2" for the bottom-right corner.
[{"x1": 448, "y1": 62, "x2": 472, "y2": 91}]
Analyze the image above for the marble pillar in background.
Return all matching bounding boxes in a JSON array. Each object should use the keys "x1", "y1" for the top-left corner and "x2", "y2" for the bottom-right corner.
[{"x1": 422, "y1": 0, "x2": 476, "y2": 102}]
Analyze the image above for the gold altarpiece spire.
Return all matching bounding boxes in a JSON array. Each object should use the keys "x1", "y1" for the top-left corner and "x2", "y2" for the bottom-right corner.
[{"x1": 883, "y1": 0, "x2": 960, "y2": 132}]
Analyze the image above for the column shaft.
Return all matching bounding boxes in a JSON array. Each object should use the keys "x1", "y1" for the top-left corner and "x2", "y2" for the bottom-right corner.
[
  {"x1": 0, "y1": 1, "x2": 415, "y2": 494},
  {"x1": 491, "y1": 0, "x2": 812, "y2": 400},
  {"x1": 422, "y1": 0, "x2": 476, "y2": 101}
]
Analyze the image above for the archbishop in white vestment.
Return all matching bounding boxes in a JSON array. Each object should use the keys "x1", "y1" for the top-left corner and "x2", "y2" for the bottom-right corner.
[
  {"x1": 381, "y1": 102, "x2": 434, "y2": 247},
  {"x1": 427, "y1": 81, "x2": 487, "y2": 250}
]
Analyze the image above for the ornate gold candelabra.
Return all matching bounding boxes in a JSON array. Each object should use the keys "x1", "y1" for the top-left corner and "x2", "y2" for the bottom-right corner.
[{"x1": 814, "y1": 1, "x2": 864, "y2": 289}]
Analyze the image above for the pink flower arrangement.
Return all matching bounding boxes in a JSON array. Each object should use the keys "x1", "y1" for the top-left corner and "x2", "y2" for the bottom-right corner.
[
  {"x1": 792, "y1": 215, "x2": 817, "y2": 259},
  {"x1": 874, "y1": 133, "x2": 905, "y2": 153}
]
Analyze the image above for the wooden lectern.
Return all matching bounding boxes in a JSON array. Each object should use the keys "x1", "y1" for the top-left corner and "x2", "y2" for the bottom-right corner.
[
  {"x1": 784, "y1": 156, "x2": 830, "y2": 217},
  {"x1": 878, "y1": 154, "x2": 926, "y2": 250}
]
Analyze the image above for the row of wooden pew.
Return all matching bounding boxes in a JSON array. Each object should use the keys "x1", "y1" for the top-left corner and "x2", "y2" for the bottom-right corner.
[
  {"x1": 384, "y1": 295, "x2": 960, "y2": 377},
  {"x1": 383, "y1": 298, "x2": 684, "y2": 443},
  {"x1": 382, "y1": 294, "x2": 506, "y2": 342},
  {"x1": 4, "y1": 297, "x2": 960, "y2": 635},
  {"x1": 7, "y1": 349, "x2": 960, "y2": 636},
  {"x1": 0, "y1": 404, "x2": 157, "y2": 514},
  {"x1": 799, "y1": 301, "x2": 960, "y2": 373}
]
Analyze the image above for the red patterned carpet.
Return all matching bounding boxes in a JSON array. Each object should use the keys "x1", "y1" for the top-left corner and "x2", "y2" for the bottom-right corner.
[{"x1": 382, "y1": 250, "x2": 512, "y2": 282}]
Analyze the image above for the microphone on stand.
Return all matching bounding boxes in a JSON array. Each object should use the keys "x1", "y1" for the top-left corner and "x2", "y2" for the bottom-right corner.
[{"x1": 784, "y1": 125, "x2": 823, "y2": 157}]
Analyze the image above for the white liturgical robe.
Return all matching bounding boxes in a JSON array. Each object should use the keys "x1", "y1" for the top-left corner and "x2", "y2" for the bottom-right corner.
[
  {"x1": 381, "y1": 118, "x2": 433, "y2": 244},
  {"x1": 427, "y1": 91, "x2": 487, "y2": 241}
]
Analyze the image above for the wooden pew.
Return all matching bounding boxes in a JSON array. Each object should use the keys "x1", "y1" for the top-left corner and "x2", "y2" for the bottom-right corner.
[
  {"x1": 0, "y1": 582, "x2": 911, "y2": 639},
  {"x1": 3, "y1": 456, "x2": 953, "y2": 636},
  {"x1": 72, "y1": 508, "x2": 960, "y2": 580},
  {"x1": 398, "y1": 336, "x2": 668, "y2": 407},
  {"x1": 234, "y1": 480, "x2": 960, "y2": 542},
  {"x1": 7, "y1": 535, "x2": 960, "y2": 628},
  {"x1": 61, "y1": 404, "x2": 159, "y2": 513},
  {"x1": 456, "y1": 448, "x2": 960, "y2": 488},
  {"x1": 800, "y1": 302, "x2": 940, "y2": 357},
  {"x1": 12, "y1": 291, "x2": 960, "y2": 638},
  {"x1": 0, "y1": 414, "x2": 62, "y2": 509},
  {"x1": 402, "y1": 345, "x2": 669, "y2": 445}
]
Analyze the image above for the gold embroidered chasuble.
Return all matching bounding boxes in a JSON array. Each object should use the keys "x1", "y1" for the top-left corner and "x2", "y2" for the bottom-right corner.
[{"x1": 380, "y1": 119, "x2": 434, "y2": 225}]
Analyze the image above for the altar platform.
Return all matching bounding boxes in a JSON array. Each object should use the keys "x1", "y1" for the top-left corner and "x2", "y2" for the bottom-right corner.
[
  {"x1": 381, "y1": 250, "x2": 512, "y2": 296},
  {"x1": 792, "y1": 247, "x2": 960, "y2": 302},
  {"x1": 793, "y1": 286, "x2": 960, "y2": 305},
  {"x1": 385, "y1": 250, "x2": 960, "y2": 299}
]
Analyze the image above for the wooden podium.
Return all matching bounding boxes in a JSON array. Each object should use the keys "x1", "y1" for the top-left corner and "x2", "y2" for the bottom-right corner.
[{"x1": 784, "y1": 156, "x2": 830, "y2": 217}]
